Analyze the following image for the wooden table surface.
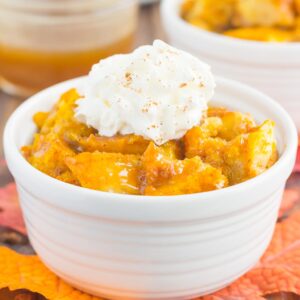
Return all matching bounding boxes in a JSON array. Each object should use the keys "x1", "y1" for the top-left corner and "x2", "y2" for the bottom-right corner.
[{"x1": 0, "y1": 3, "x2": 299, "y2": 300}]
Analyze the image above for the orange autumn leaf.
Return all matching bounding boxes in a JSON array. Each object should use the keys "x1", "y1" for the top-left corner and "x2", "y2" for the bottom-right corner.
[
  {"x1": 0, "y1": 247, "x2": 103, "y2": 300},
  {"x1": 202, "y1": 211, "x2": 300, "y2": 300},
  {"x1": 0, "y1": 213, "x2": 300, "y2": 300},
  {"x1": 0, "y1": 183, "x2": 26, "y2": 234}
]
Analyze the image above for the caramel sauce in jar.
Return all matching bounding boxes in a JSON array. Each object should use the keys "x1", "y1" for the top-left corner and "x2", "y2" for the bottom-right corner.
[
  {"x1": 0, "y1": 35, "x2": 134, "y2": 96},
  {"x1": 0, "y1": 0, "x2": 138, "y2": 96}
]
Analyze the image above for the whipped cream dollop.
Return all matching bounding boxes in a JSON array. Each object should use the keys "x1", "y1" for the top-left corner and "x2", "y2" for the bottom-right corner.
[{"x1": 75, "y1": 40, "x2": 215, "y2": 145}]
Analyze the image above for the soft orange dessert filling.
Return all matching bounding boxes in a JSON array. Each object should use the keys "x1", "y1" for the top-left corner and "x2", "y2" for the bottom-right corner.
[
  {"x1": 181, "y1": 0, "x2": 300, "y2": 42},
  {"x1": 22, "y1": 89, "x2": 278, "y2": 196}
]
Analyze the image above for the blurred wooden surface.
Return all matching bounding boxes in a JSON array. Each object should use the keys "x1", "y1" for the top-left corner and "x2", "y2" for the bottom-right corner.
[{"x1": 0, "y1": 3, "x2": 299, "y2": 300}]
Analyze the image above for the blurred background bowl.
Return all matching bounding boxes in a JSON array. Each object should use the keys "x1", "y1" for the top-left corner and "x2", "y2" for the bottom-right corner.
[{"x1": 161, "y1": 0, "x2": 300, "y2": 130}]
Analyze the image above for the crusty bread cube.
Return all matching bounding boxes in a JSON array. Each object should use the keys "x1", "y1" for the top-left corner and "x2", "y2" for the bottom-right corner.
[
  {"x1": 182, "y1": 0, "x2": 236, "y2": 31},
  {"x1": 224, "y1": 120, "x2": 277, "y2": 184},
  {"x1": 218, "y1": 111, "x2": 256, "y2": 140},
  {"x1": 184, "y1": 113, "x2": 276, "y2": 185},
  {"x1": 66, "y1": 152, "x2": 141, "y2": 194},
  {"x1": 233, "y1": 0, "x2": 295, "y2": 28},
  {"x1": 35, "y1": 89, "x2": 94, "y2": 148},
  {"x1": 140, "y1": 142, "x2": 228, "y2": 195},
  {"x1": 78, "y1": 134, "x2": 149, "y2": 155},
  {"x1": 22, "y1": 133, "x2": 77, "y2": 184}
]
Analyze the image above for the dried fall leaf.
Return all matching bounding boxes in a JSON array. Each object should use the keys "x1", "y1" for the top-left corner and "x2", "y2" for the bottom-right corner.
[
  {"x1": 0, "y1": 247, "x2": 103, "y2": 300},
  {"x1": 0, "y1": 288, "x2": 45, "y2": 300},
  {"x1": 279, "y1": 189, "x2": 300, "y2": 218},
  {"x1": 0, "y1": 183, "x2": 26, "y2": 234},
  {"x1": 0, "y1": 227, "x2": 28, "y2": 246},
  {"x1": 202, "y1": 211, "x2": 300, "y2": 299}
]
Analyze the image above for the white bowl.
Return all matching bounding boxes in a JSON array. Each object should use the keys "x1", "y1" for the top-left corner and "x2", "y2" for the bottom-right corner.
[
  {"x1": 161, "y1": 0, "x2": 300, "y2": 130},
  {"x1": 4, "y1": 76, "x2": 297, "y2": 300}
]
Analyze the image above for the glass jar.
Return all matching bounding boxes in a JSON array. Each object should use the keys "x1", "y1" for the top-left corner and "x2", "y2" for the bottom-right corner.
[{"x1": 0, "y1": 0, "x2": 138, "y2": 96}]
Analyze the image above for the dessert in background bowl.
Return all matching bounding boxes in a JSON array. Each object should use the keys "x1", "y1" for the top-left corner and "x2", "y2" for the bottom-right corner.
[
  {"x1": 161, "y1": 0, "x2": 300, "y2": 130},
  {"x1": 4, "y1": 41, "x2": 298, "y2": 299},
  {"x1": 181, "y1": 0, "x2": 300, "y2": 42}
]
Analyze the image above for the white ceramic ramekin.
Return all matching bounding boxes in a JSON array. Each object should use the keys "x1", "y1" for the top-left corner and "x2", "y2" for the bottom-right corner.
[
  {"x1": 161, "y1": 0, "x2": 300, "y2": 130},
  {"x1": 4, "y1": 77, "x2": 298, "y2": 300}
]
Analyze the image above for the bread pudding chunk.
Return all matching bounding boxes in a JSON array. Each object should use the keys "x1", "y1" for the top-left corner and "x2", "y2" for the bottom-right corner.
[{"x1": 22, "y1": 89, "x2": 277, "y2": 195}]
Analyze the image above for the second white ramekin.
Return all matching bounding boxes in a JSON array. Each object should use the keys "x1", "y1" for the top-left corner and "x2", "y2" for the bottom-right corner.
[
  {"x1": 4, "y1": 77, "x2": 298, "y2": 299},
  {"x1": 161, "y1": 0, "x2": 300, "y2": 130}
]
